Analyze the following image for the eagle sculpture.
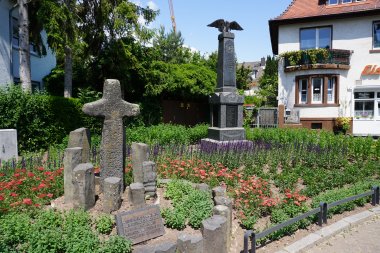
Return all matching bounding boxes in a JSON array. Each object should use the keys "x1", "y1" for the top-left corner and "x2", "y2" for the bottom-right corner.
[{"x1": 207, "y1": 19, "x2": 243, "y2": 32}]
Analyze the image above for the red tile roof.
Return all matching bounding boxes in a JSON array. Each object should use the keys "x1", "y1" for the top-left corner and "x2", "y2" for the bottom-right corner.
[
  {"x1": 275, "y1": 0, "x2": 380, "y2": 20},
  {"x1": 269, "y1": 0, "x2": 380, "y2": 54}
]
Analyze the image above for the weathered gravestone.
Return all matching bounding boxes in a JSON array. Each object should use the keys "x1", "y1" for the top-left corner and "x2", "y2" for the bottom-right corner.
[
  {"x1": 83, "y1": 79, "x2": 140, "y2": 191},
  {"x1": 143, "y1": 161, "x2": 157, "y2": 197},
  {"x1": 0, "y1": 129, "x2": 18, "y2": 162},
  {"x1": 64, "y1": 147, "x2": 83, "y2": 203},
  {"x1": 131, "y1": 142, "x2": 149, "y2": 183},
  {"x1": 73, "y1": 163, "x2": 95, "y2": 210},
  {"x1": 67, "y1": 128, "x2": 91, "y2": 163},
  {"x1": 116, "y1": 205, "x2": 165, "y2": 244}
]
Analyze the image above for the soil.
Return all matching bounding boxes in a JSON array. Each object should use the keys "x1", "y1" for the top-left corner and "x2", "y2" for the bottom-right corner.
[{"x1": 50, "y1": 185, "x2": 375, "y2": 253}]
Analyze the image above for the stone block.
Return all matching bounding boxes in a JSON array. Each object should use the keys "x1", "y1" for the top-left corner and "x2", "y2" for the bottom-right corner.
[
  {"x1": 196, "y1": 183, "x2": 210, "y2": 192},
  {"x1": 213, "y1": 205, "x2": 231, "y2": 249},
  {"x1": 207, "y1": 128, "x2": 246, "y2": 141},
  {"x1": 73, "y1": 163, "x2": 95, "y2": 210},
  {"x1": 64, "y1": 147, "x2": 83, "y2": 203},
  {"x1": 214, "y1": 196, "x2": 233, "y2": 209},
  {"x1": 201, "y1": 215, "x2": 228, "y2": 253},
  {"x1": 0, "y1": 129, "x2": 18, "y2": 162},
  {"x1": 103, "y1": 177, "x2": 122, "y2": 213},
  {"x1": 154, "y1": 242, "x2": 177, "y2": 253},
  {"x1": 132, "y1": 143, "x2": 149, "y2": 183},
  {"x1": 129, "y1": 183, "x2": 146, "y2": 207},
  {"x1": 212, "y1": 186, "x2": 227, "y2": 198},
  {"x1": 283, "y1": 233, "x2": 322, "y2": 253},
  {"x1": 342, "y1": 210, "x2": 374, "y2": 225},
  {"x1": 177, "y1": 233, "x2": 203, "y2": 253},
  {"x1": 370, "y1": 206, "x2": 380, "y2": 214},
  {"x1": 68, "y1": 128, "x2": 91, "y2": 163}
]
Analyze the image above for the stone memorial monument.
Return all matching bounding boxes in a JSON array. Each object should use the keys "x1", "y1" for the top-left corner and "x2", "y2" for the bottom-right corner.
[
  {"x1": 205, "y1": 19, "x2": 246, "y2": 141},
  {"x1": 83, "y1": 79, "x2": 140, "y2": 191}
]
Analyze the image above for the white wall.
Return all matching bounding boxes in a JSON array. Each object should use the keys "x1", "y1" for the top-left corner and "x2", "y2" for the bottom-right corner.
[
  {"x1": 0, "y1": 1, "x2": 56, "y2": 88},
  {"x1": 0, "y1": 0, "x2": 13, "y2": 85},
  {"x1": 277, "y1": 15, "x2": 380, "y2": 135}
]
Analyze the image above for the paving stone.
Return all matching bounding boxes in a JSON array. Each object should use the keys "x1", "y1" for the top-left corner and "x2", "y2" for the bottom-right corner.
[
  {"x1": 342, "y1": 210, "x2": 374, "y2": 226},
  {"x1": 369, "y1": 206, "x2": 380, "y2": 214},
  {"x1": 313, "y1": 220, "x2": 350, "y2": 239},
  {"x1": 283, "y1": 233, "x2": 322, "y2": 253}
]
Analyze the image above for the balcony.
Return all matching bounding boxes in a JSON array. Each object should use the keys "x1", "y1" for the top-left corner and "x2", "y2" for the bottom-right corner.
[{"x1": 282, "y1": 49, "x2": 352, "y2": 72}]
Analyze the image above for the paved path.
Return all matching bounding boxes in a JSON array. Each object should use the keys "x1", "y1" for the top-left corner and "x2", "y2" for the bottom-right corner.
[{"x1": 306, "y1": 216, "x2": 380, "y2": 253}]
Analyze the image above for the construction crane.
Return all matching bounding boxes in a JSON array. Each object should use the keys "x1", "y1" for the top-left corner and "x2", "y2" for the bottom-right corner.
[{"x1": 168, "y1": 0, "x2": 177, "y2": 32}]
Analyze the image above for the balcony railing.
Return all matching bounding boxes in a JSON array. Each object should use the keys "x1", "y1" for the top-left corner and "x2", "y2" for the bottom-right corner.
[{"x1": 283, "y1": 49, "x2": 351, "y2": 71}]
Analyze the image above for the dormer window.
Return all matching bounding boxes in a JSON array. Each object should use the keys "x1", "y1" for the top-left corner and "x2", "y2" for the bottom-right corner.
[{"x1": 328, "y1": 0, "x2": 364, "y2": 5}]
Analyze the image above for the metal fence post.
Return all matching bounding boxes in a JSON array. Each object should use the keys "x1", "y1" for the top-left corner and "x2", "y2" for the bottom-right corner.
[
  {"x1": 372, "y1": 186, "x2": 380, "y2": 206},
  {"x1": 251, "y1": 232, "x2": 256, "y2": 253},
  {"x1": 376, "y1": 186, "x2": 380, "y2": 205},
  {"x1": 319, "y1": 202, "x2": 327, "y2": 226},
  {"x1": 243, "y1": 230, "x2": 252, "y2": 253}
]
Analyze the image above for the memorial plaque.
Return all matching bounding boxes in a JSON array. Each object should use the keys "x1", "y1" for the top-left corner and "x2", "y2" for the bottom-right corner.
[
  {"x1": 226, "y1": 105, "x2": 238, "y2": 127},
  {"x1": 116, "y1": 205, "x2": 165, "y2": 244}
]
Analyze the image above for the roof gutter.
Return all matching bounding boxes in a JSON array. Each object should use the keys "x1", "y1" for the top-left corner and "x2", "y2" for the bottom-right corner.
[
  {"x1": 9, "y1": 2, "x2": 18, "y2": 82},
  {"x1": 269, "y1": 8, "x2": 380, "y2": 55}
]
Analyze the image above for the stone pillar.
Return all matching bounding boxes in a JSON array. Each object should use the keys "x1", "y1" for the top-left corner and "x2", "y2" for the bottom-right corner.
[
  {"x1": 131, "y1": 142, "x2": 149, "y2": 183},
  {"x1": 177, "y1": 233, "x2": 203, "y2": 253},
  {"x1": 201, "y1": 215, "x2": 228, "y2": 253},
  {"x1": 143, "y1": 161, "x2": 157, "y2": 197},
  {"x1": 213, "y1": 205, "x2": 232, "y2": 249},
  {"x1": 278, "y1": 104, "x2": 285, "y2": 128},
  {"x1": 103, "y1": 177, "x2": 122, "y2": 213},
  {"x1": 73, "y1": 163, "x2": 95, "y2": 210},
  {"x1": 0, "y1": 129, "x2": 18, "y2": 162},
  {"x1": 129, "y1": 182, "x2": 145, "y2": 207},
  {"x1": 67, "y1": 127, "x2": 91, "y2": 163},
  {"x1": 216, "y1": 32, "x2": 237, "y2": 93},
  {"x1": 64, "y1": 147, "x2": 83, "y2": 203}
]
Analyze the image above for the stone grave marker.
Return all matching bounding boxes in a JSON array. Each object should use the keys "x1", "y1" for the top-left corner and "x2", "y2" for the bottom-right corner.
[
  {"x1": 131, "y1": 142, "x2": 149, "y2": 183},
  {"x1": 83, "y1": 79, "x2": 140, "y2": 191},
  {"x1": 0, "y1": 129, "x2": 18, "y2": 162},
  {"x1": 68, "y1": 128, "x2": 91, "y2": 163},
  {"x1": 116, "y1": 205, "x2": 165, "y2": 244}
]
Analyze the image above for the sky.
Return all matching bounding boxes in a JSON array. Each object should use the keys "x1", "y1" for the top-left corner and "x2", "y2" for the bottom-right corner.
[{"x1": 135, "y1": 0, "x2": 293, "y2": 62}]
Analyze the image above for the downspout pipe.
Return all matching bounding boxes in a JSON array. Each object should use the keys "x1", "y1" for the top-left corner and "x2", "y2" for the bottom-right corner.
[{"x1": 9, "y1": 2, "x2": 19, "y2": 83}]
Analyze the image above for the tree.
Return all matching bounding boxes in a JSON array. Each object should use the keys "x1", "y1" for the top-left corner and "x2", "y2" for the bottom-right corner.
[
  {"x1": 236, "y1": 63, "x2": 252, "y2": 90},
  {"x1": 18, "y1": 0, "x2": 32, "y2": 92},
  {"x1": 257, "y1": 56, "x2": 278, "y2": 107}
]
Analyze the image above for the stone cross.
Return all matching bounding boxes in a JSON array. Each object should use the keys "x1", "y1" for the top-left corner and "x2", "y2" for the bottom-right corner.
[{"x1": 83, "y1": 79, "x2": 140, "y2": 191}]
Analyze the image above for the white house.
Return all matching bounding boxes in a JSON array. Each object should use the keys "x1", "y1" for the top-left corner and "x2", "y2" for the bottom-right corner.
[
  {"x1": 269, "y1": 0, "x2": 380, "y2": 136},
  {"x1": 0, "y1": 0, "x2": 56, "y2": 90}
]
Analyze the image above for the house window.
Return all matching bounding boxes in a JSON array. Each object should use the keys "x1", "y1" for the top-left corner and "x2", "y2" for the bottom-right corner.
[
  {"x1": 354, "y1": 92, "x2": 375, "y2": 118},
  {"x1": 373, "y1": 21, "x2": 380, "y2": 48},
  {"x1": 342, "y1": 0, "x2": 352, "y2": 3},
  {"x1": 13, "y1": 78, "x2": 41, "y2": 92},
  {"x1": 327, "y1": 78, "x2": 335, "y2": 103},
  {"x1": 295, "y1": 75, "x2": 339, "y2": 105},
  {"x1": 12, "y1": 17, "x2": 38, "y2": 53},
  {"x1": 328, "y1": 0, "x2": 339, "y2": 4},
  {"x1": 299, "y1": 79, "x2": 308, "y2": 104},
  {"x1": 300, "y1": 27, "x2": 332, "y2": 50},
  {"x1": 312, "y1": 78, "x2": 323, "y2": 103}
]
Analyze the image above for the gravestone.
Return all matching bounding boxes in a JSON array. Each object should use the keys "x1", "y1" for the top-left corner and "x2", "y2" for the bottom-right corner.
[
  {"x1": 64, "y1": 147, "x2": 83, "y2": 203},
  {"x1": 0, "y1": 129, "x2": 18, "y2": 162},
  {"x1": 83, "y1": 79, "x2": 140, "y2": 191},
  {"x1": 205, "y1": 20, "x2": 246, "y2": 141},
  {"x1": 143, "y1": 161, "x2": 157, "y2": 197},
  {"x1": 72, "y1": 163, "x2": 95, "y2": 210},
  {"x1": 68, "y1": 128, "x2": 91, "y2": 163},
  {"x1": 103, "y1": 177, "x2": 122, "y2": 213},
  {"x1": 116, "y1": 205, "x2": 165, "y2": 244},
  {"x1": 131, "y1": 142, "x2": 150, "y2": 183}
]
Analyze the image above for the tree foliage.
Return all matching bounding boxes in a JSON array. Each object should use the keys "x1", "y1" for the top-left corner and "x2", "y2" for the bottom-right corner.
[{"x1": 257, "y1": 56, "x2": 278, "y2": 107}]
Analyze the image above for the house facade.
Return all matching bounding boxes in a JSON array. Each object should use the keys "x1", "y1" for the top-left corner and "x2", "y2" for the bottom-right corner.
[
  {"x1": 0, "y1": 0, "x2": 56, "y2": 90},
  {"x1": 270, "y1": 0, "x2": 380, "y2": 136}
]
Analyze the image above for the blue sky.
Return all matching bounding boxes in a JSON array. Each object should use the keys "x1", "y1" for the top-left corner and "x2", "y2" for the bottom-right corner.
[{"x1": 136, "y1": 0, "x2": 293, "y2": 62}]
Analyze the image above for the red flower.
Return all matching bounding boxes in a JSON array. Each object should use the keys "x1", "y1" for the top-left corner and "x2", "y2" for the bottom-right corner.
[
  {"x1": 0, "y1": 173, "x2": 5, "y2": 177},
  {"x1": 37, "y1": 183, "x2": 47, "y2": 189},
  {"x1": 0, "y1": 195, "x2": 4, "y2": 201},
  {"x1": 27, "y1": 172, "x2": 35, "y2": 178},
  {"x1": 23, "y1": 198, "x2": 33, "y2": 205},
  {"x1": 13, "y1": 173, "x2": 20, "y2": 178},
  {"x1": 47, "y1": 193, "x2": 53, "y2": 198},
  {"x1": 10, "y1": 192, "x2": 18, "y2": 197},
  {"x1": 37, "y1": 167, "x2": 44, "y2": 171},
  {"x1": 44, "y1": 171, "x2": 52, "y2": 176}
]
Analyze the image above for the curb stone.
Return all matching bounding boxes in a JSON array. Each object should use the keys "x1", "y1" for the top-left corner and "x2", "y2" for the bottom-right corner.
[{"x1": 274, "y1": 207, "x2": 379, "y2": 253}]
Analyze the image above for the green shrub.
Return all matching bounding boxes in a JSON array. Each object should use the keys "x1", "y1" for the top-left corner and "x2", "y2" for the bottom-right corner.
[
  {"x1": 162, "y1": 180, "x2": 213, "y2": 230},
  {"x1": 96, "y1": 214, "x2": 114, "y2": 234},
  {"x1": 98, "y1": 236, "x2": 132, "y2": 253},
  {"x1": 0, "y1": 86, "x2": 102, "y2": 152}
]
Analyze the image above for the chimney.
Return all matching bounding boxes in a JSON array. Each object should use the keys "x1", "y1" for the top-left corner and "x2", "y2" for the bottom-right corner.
[{"x1": 260, "y1": 57, "x2": 266, "y2": 66}]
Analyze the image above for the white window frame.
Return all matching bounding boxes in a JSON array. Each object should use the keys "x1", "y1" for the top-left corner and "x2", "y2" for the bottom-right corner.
[
  {"x1": 327, "y1": 77, "x2": 335, "y2": 104},
  {"x1": 354, "y1": 91, "x2": 377, "y2": 119},
  {"x1": 373, "y1": 21, "x2": 380, "y2": 49},
  {"x1": 312, "y1": 78, "x2": 323, "y2": 104},
  {"x1": 299, "y1": 79, "x2": 308, "y2": 104},
  {"x1": 300, "y1": 27, "x2": 332, "y2": 50}
]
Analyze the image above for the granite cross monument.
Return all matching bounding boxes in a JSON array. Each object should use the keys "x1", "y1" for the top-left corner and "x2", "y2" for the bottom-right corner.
[{"x1": 83, "y1": 79, "x2": 140, "y2": 191}]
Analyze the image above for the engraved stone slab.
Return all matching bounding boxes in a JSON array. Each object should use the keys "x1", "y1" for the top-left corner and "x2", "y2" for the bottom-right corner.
[
  {"x1": 226, "y1": 105, "x2": 238, "y2": 127},
  {"x1": 116, "y1": 205, "x2": 165, "y2": 244},
  {"x1": 0, "y1": 129, "x2": 18, "y2": 162}
]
